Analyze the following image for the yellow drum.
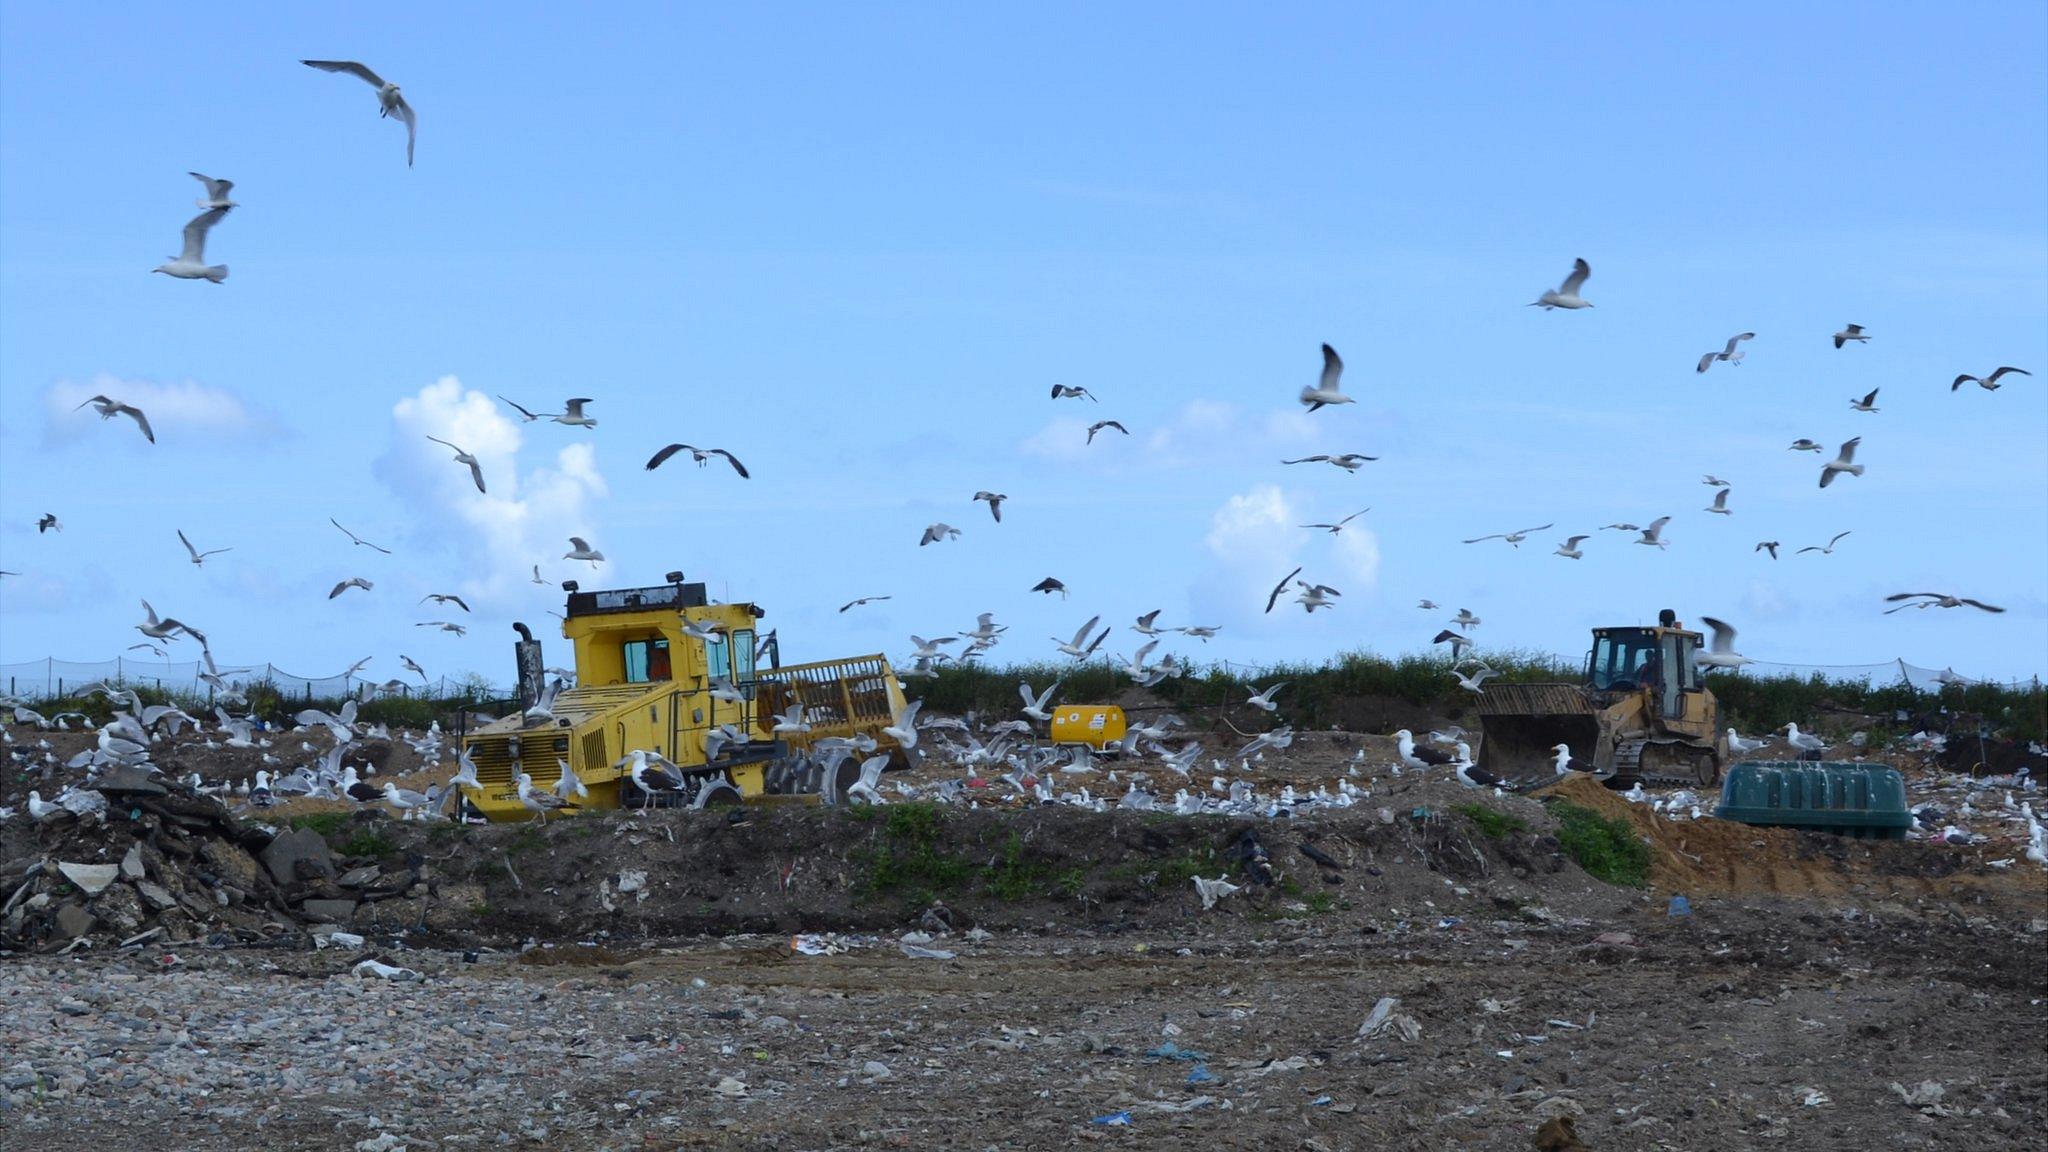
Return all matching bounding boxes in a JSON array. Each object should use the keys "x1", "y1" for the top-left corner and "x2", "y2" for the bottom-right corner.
[{"x1": 1050, "y1": 705, "x2": 1127, "y2": 751}]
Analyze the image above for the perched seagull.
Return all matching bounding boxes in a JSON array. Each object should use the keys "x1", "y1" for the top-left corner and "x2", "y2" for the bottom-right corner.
[
  {"x1": 1299, "y1": 343, "x2": 1356, "y2": 412},
  {"x1": 1052, "y1": 615, "x2": 1109, "y2": 659},
  {"x1": 839, "y1": 595, "x2": 891, "y2": 613},
  {"x1": 1951, "y1": 366, "x2": 2029, "y2": 392},
  {"x1": 1727, "y1": 729, "x2": 1768, "y2": 754},
  {"x1": 1394, "y1": 729, "x2": 1454, "y2": 770},
  {"x1": 497, "y1": 395, "x2": 552, "y2": 422},
  {"x1": 1049, "y1": 384, "x2": 1098, "y2": 401},
  {"x1": 1454, "y1": 760, "x2": 1507, "y2": 790},
  {"x1": 552, "y1": 398, "x2": 597, "y2": 427},
  {"x1": 1702, "y1": 475, "x2": 1730, "y2": 487},
  {"x1": 1755, "y1": 541, "x2": 1781, "y2": 560},
  {"x1": 1086, "y1": 420, "x2": 1129, "y2": 443},
  {"x1": 1704, "y1": 489, "x2": 1732, "y2": 515},
  {"x1": 564, "y1": 536, "x2": 605, "y2": 566},
  {"x1": 301, "y1": 59, "x2": 417, "y2": 166},
  {"x1": 1883, "y1": 592, "x2": 2005, "y2": 615},
  {"x1": 919, "y1": 523, "x2": 961, "y2": 547},
  {"x1": 75, "y1": 395, "x2": 155, "y2": 443},
  {"x1": 1634, "y1": 517, "x2": 1672, "y2": 550},
  {"x1": 1782, "y1": 723, "x2": 1827, "y2": 754},
  {"x1": 1450, "y1": 608, "x2": 1481, "y2": 630},
  {"x1": 177, "y1": 529, "x2": 230, "y2": 566},
  {"x1": 1244, "y1": 681, "x2": 1289, "y2": 712},
  {"x1": 1295, "y1": 580, "x2": 1340, "y2": 613},
  {"x1": 1832, "y1": 323, "x2": 1870, "y2": 349},
  {"x1": 1030, "y1": 577, "x2": 1068, "y2": 598},
  {"x1": 136, "y1": 600, "x2": 205, "y2": 644},
  {"x1": 188, "y1": 171, "x2": 237, "y2": 210},
  {"x1": 329, "y1": 577, "x2": 374, "y2": 599},
  {"x1": 1282, "y1": 453, "x2": 1377, "y2": 471},
  {"x1": 420, "y1": 593, "x2": 471, "y2": 612},
  {"x1": 1265, "y1": 566, "x2": 1304, "y2": 614},
  {"x1": 1554, "y1": 535, "x2": 1589, "y2": 559},
  {"x1": 330, "y1": 518, "x2": 392, "y2": 554},
  {"x1": 1819, "y1": 438, "x2": 1865, "y2": 488},
  {"x1": 1849, "y1": 387, "x2": 1880, "y2": 413},
  {"x1": 1529, "y1": 258, "x2": 1593, "y2": 310},
  {"x1": 1301, "y1": 508, "x2": 1370, "y2": 534},
  {"x1": 1696, "y1": 332, "x2": 1754, "y2": 373},
  {"x1": 973, "y1": 491, "x2": 1006, "y2": 522},
  {"x1": 514, "y1": 772, "x2": 573, "y2": 823},
  {"x1": 1463, "y1": 523, "x2": 1553, "y2": 547},
  {"x1": 37, "y1": 513, "x2": 62, "y2": 534},
  {"x1": 1788, "y1": 439, "x2": 1824, "y2": 453},
  {"x1": 425, "y1": 436, "x2": 487, "y2": 493},
  {"x1": 152, "y1": 207, "x2": 231, "y2": 283},
  {"x1": 646, "y1": 443, "x2": 749, "y2": 476},
  {"x1": 1697, "y1": 616, "x2": 1753, "y2": 670}
]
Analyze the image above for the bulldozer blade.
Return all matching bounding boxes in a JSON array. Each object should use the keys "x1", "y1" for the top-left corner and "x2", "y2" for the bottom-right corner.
[{"x1": 1477, "y1": 712, "x2": 1604, "y2": 787}]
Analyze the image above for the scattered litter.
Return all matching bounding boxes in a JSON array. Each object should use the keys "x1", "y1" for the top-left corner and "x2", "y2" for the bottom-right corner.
[
  {"x1": 1090, "y1": 1109, "x2": 1132, "y2": 1127},
  {"x1": 351, "y1": 959, "x2": 420, "y2": 982},
  {"x1": 315, "y1": 931, "x2": 366, "y2": 950},
  {"x1": 1667, "y1": 894, "x2": 1692, "y2": 918},
  {"x1": 791, "y1": 933, "x2": 867, "y2": 956},
  {"x1": 1356, "y1": 996, "x2": 1422, "y2": 1042},
  {"x1": 354, "y1": 1134, "x2": 407, "y2": 1152},
  {"x1": 1890, "y1": 1080, "x2": 1947, "y2": 1109},
  {"x1": 1792, "y1": 1086, "x2": 1831, "y2": 1107},
  {"x1": 1147, "y1": 1096, "x2": 1217, "y2": 1114},
  {"x1": 900, "y1": 941, "x2": 956, "y2": 960},
  {"x1": 1145, "y1": 1041, "x2": 1206, "y2": 1062},
  {"x1": 1310, "y1": 1094, "x2": 1333, "y2": 1106},
  {"x1": 1185, "y1": 1064, "x2": 1214, "y2": 1084},
  {"x1": 1193, "y1": 875, "x2": 1241, "y2": 910},
  {"x1": 862, "y1": 1060, "x2": 891, "y2": 1079},
  {"x1": 713, "y1": 1075, "x2": 750, "y2": 1098}
]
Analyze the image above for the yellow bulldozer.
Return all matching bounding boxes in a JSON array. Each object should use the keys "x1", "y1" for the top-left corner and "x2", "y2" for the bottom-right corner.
[
  {"x1": 458, "y1": 579, "x2": 913, "y2": 821},
  {"x1": 1476, "y1": 611, "x2": 1728, "y2": 788}
]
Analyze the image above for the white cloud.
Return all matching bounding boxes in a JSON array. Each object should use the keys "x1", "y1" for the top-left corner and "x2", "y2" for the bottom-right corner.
[
  {"x1": 43, "y1": 374, "x2": 275, "y2": 446},
  {"x1": 373, "y1": 377, "x2": 609, "y2": 606},
  {"x1": 1190, "y1": 483, "x2": 1381, "y2": 627}
]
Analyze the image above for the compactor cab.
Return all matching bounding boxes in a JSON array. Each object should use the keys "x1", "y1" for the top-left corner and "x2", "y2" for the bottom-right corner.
[{"x1": 1477, "y1": 610, "x2": 1726, "y2": 788}]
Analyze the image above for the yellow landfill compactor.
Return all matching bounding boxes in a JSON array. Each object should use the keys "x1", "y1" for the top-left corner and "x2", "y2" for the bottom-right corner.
[
  {"x1": 460, "y1": 581, "x2": 911, "y2": 821},
  {"x1": 1476, "y1": 613, "x2": 1728, "y2": 788}
]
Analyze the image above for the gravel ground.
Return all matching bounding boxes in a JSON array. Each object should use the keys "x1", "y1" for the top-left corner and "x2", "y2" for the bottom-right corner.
[{"x1": 3, "y1": 898, "x2": 2043, "y2": 1152}]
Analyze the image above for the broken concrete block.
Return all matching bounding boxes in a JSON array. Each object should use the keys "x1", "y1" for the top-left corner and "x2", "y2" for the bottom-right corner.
[
  {"x1": 120, "y1": 844, "x2": 146, "y2": 880},
  {"x1": 259, "y1": 829, "x2": 334, "y2": 886},
  {"x1": 299, "y1": 898, "x2": 358, "y2": 924},
  {"x1": 53, "y1": 903, "x2": 95, "y2": 939},
  {"x1": 57, "y1": 862, "x2": 120, "y2": 896}
]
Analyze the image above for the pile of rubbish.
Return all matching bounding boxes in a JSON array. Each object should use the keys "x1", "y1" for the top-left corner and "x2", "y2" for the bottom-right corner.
[{"x1": 1, "y1": 768, "x2": 417, "y2": 954}]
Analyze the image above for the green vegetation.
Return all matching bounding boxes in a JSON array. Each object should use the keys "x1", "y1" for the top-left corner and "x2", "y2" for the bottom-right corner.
[
  {"x1": 1707, "y1": 672, "x2": 2045, "y2": 744},
  {"x1": 1548, "y1": 801, "x2": 1652, "y2": 887},
  {"x1": 862, "y1": 804, "x2": 974, "y2": 902},
  {"x1": 1454, "y1": 803, "x2": 1529, "y2": 839},
  {"x1": 288, "y1": 812, "x2": 353, "y2": 836},
  {"x1": 340, "y1": 830, "x2": 395, "y2": 858}
]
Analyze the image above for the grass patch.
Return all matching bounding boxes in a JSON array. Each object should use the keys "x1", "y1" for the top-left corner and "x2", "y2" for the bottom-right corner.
[
  {"x1": 340, "y1": 830, "x2": 395, "y2": 858},
  {"x1": 863, "y1": 804, "x2": 974, "y2": 898},
  {"x1": 1454, "y1": 803, "x2": 1528, "y2": 839},
  {"x1": 288, "y1": 811, "x2": 352, "y2": 837},
  {"x1": 1548, "y1": 801, "x2": 1651, "y2": 887}
]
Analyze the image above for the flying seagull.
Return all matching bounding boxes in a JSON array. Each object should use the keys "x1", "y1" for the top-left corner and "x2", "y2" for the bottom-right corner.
[
  {"x1": 553, "y1": 398, "x2": 597, "y2": 427},
  {"x1": 1554, "y1": 534, "x2": 1589, "y2": 559},
  {"x1": 1449, "y1": 608, "x2": 1481, "y2": 630},
  {"x1": 1882, "y1": 593, "x2": 2005, "y2": 615},
  {"x1": 646, "y1": 443, "x2": 748, "y2": 477},
  {"x1": 1819, "y1": 437, "x2": 1864, "y2": 488},
  {"x1": 1797, "y1": 531, "x2": 1851, "y2": 555},
  {"x1": 1086, "y1": 420, "x2": 1128, "y2": 443},
  {"x1": 1299, "y1": 343, "x2": 1355, "y2": 412},
  {"x1": 188, "y1": 172, "x2": 237, "y2": 210},
  {"x1": 76, "y1": 395, "x2": 155, "y2": 443},
  {"x1": 301, "y1": 60, "x2": 416, "y2": 166},
  {"x1": 564, "y1": 537, "x2": 605, "y2": 566},
  {"x1": 1417, "y1": 599, "x2": 1439, "y2": 610},
  {"x1": 401, "y1": 655, "x2": 429, "y2": 683},
  {"x1": 1696, "y1": 332, "x2": 1754, "y2": 373},
  {"x1": 420, "y1": 593, "x2": 471, "y2": 612},
  {"x1": 497, "y1": 395, "x2": 553, "y2": 422},
  {"x1": 1030, "y1": 577, "x2": 1068, "y2": 598},
  {"x1": 1264, "y1": 566, "x2": 1304, "y2": 614},
  {"x1": 1301, "y1": 508, "x2": 1370, "y2": 534},
  {"x1": 330, "y1": 518, "x2": 392, "y2": 554},
  {"x1": 417, "y1": 620, "x2": 466, "y2": 636},
  {"x1": 1432, "y1": 629, "x2": 1473, "y2": 660},
  {"x1": 1755, "y1": 541, "x2": 1780, "y2": 560},
  {"x1": 37, "y1": 514, "x2": 61, "y2": 534},
  {"x1": 329, "y1": 577, "x2": 374, "y2": 599},
  {"x1": 1050, "y1": 384, "x2": 1097, "y2": 401},
  {"x1": 1051, "y1": 615, "x2": 1108, "y2": 659},
  {"x1": 1132, "y1": 610, "x2": 1168, "y2": 636},
  {"x1": 1282, "y1": 453, "x2": 1377, "y2": 471},
  {"x1": 1599, "y1": 522, "x2": 1640, "y2": 532},
  {"x1": 531, "y1": 565, "x2": 547, "y2": 584},
  {"x1": 1788, "y1": 438, "x2": 1824, "y2": 453},
  {"x1": 152, "y1": 207, "x2": 231, "y2": 283},
  {"x1": 1529, "y1": 258, "x2": 1593, "y2": 310},
  {"x1": 177, "y1": 529, "x2": 230, "y2": 566},
  {"x1": 1952, "y1": 366, "x2": 2030, "y2": 392},
  {"x1": 839, "y1": 595, "x2": 891, "y2": 613},
  {"x1": 1295, "y1": 580, "x2": 1340, "y2": 612},
  {"x1": 919, "y1": 523, "x2": 960, "y2": 547},
  {"x1": 1696, "y1": 616, "x2": 1753, "y2": 670},
  {"x1": 425, "y1": 436, "x2": 487, "y2": 493},
  {"x1": 1832, "y1": 324, "x2": 1870, "y2": 349},
  {"x1": 1634, "y1": 517, "x2": 1672, "y2": 550},
  {"x1": 1704, "y1": 488, "x2": 1732, "y2": 515},
  {"x1": 136, "y1": 600, "x2": 205, "y2": 645},
  {"x1": 1702, "y1": 475, "x2": 1730, "y2": 487},
  {"x1": 972, "y1": 491, "x2": 1006, "y2": 521},
  {"x1": 1463, "y1": 523, "x2": 1553, "y2": 547},
  {"x1": 1849, "y1": 388, "x2": 1880, "y2": 413}
]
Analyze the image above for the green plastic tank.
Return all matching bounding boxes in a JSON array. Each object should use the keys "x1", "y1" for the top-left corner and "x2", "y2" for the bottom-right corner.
[{"x1": 1714, "y1": 761, "x2": 1912, "y2": 839}]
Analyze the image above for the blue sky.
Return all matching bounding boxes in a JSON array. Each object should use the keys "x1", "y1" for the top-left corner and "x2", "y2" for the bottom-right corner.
[{"x1": 2, "y1": 3, "x2": 2044, "y2": 687}]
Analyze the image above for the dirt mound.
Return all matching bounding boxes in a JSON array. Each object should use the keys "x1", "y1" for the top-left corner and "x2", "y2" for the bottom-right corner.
[{"x1": 1536, "y1": 774, "x2": 2013, "y2": 902}]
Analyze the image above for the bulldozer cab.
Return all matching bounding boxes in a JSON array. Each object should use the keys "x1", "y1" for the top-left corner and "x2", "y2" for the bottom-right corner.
[{"x1": 1586, "y1": 626, "x2": 1702, "y2": 720}]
